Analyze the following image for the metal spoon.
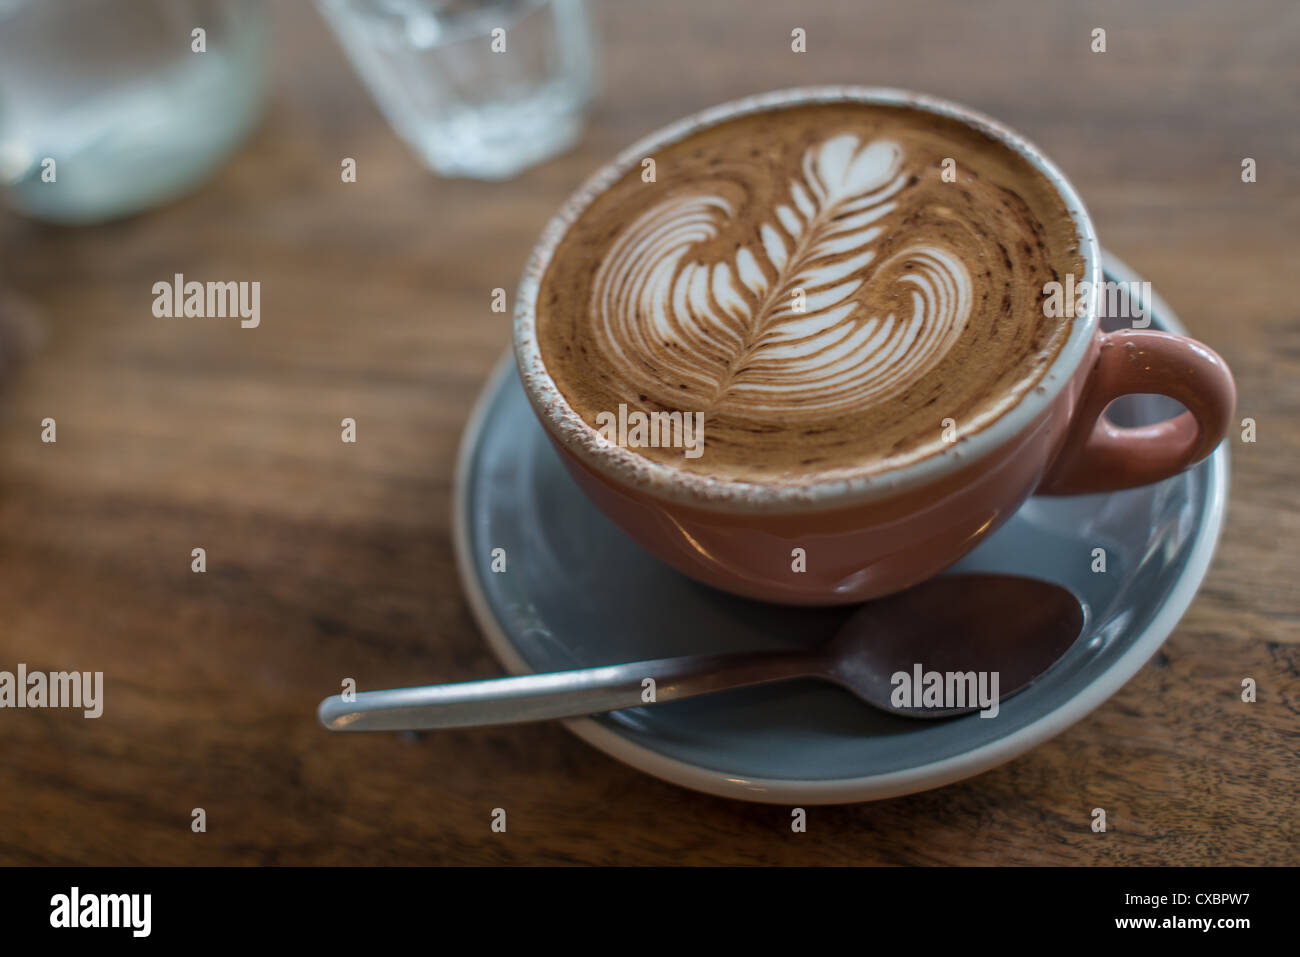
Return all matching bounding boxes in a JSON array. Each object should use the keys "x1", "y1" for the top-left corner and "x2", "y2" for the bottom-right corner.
[{"x1": 317, "y1": 573, "x2": 1084, "y2": 732}]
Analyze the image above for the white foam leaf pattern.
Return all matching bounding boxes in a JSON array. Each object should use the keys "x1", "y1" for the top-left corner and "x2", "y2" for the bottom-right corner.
[{"x1": 592, "y1": 134, "x2": 973, "y2": 417}]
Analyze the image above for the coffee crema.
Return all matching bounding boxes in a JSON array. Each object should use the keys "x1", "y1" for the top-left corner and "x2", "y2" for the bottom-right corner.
[{"x1": 534, "y1": 102, "x2": 1083, "y2": 484}]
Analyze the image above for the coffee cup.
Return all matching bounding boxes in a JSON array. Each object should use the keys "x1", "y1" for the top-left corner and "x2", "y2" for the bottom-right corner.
[{"x1": 513, "y1": 87, "x2": 1236, "y2": 605}]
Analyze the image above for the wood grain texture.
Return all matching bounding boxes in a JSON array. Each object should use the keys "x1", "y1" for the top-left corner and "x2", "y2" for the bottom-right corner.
[{"x1": 0, "y1": 0, "x2": 1296, "y2": 865}]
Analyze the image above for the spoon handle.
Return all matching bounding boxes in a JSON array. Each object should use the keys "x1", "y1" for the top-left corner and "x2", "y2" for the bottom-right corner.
[{"x1": 317, "y1": 650, "x2": 817, "y2": 732}]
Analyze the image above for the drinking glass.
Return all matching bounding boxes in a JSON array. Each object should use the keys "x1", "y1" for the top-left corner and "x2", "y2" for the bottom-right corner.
[
  {"x1": 0, "y1": 0, "x2": 267, "y2": 224},
  {"x1": 316, "y1": 0, "x2": 597, "y2": 180}
]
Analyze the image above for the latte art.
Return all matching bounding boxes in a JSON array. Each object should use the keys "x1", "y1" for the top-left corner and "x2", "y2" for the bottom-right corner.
[
  {"x1": 593, "y1": 134, "x2": 973, "y2": 419},
  {"x1": 534, "y1": 102, "x2": 1083, "y2": 483}
]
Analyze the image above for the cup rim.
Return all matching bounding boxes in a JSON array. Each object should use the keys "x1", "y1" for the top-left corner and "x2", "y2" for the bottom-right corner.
[{"x1": 513, "y1": 85, "x2": 1103, "y2": 514}]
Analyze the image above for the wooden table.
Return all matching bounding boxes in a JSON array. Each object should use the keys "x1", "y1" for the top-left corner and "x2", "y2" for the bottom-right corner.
[{"x1": 1, "y1": 0, "x2": 1296, "y2": 865}]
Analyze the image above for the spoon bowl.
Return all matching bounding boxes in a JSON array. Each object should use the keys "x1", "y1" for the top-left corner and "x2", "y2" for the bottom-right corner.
[{"x1": 824, "y1": 574, "x2": 1085, "y2": 717}]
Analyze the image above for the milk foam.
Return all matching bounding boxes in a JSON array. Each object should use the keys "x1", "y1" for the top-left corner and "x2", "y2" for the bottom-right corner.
[
  {"x1": 534, "y1": 102, "x2": 1081, "y2": 482},
  {"x1": 593, "y1": 134, "x2": 973, "y2": 418}
]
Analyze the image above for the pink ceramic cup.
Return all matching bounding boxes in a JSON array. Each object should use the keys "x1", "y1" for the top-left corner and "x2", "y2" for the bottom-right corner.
[{"x1": 513, "y1": 87, "x2": 1236, "y2": 606}]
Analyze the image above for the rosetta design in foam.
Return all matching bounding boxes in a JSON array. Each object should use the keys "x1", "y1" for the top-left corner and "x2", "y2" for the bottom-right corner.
[{"x1": 591, "y1": 133, "x2": 974, "y2": 419}]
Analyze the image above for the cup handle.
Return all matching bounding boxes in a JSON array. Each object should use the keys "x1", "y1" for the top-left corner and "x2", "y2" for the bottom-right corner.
[{"x1": 1037, "y1": 330, "x2": 1236, "y2": 495}]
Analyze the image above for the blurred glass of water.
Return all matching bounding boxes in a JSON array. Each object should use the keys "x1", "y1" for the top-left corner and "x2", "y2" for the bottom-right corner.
[
  {"x1": 0, "y1": 0, "x2": 267, "y2": 225},
  {"x1": 317, "y1": 0, "x2": 597, "y2": 180}
]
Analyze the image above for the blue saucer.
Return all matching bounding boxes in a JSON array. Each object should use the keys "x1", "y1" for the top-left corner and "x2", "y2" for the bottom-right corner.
[{"x1": 452, "y1": 252, "x2": 1228, "y2": 803}]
